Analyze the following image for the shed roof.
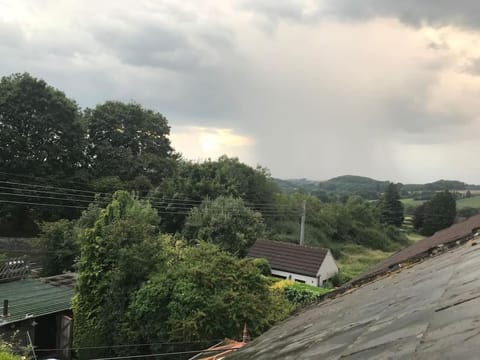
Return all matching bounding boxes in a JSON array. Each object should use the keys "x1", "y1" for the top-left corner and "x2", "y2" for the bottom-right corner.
[
  {"x1": 248, "y1": 240, "x2": 328, "y2": 277},
  {"x1": 0, "y1": 274, "x2": 75, "y2": 326}
]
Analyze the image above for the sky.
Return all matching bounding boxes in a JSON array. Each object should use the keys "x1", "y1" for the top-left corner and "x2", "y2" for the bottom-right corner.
[{"x1": 1, "y1": 0, "x2": 480, "y2": 184}]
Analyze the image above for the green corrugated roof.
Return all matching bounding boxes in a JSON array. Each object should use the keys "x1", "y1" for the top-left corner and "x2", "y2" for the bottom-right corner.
[{"x1": 0, "y1": 278, "x2": 74, "y2": 326}]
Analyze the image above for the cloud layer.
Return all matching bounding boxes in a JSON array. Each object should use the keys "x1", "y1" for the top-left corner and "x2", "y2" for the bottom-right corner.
[{"x1": 1, "y1": 0, "x2": 480, "y2": 183}]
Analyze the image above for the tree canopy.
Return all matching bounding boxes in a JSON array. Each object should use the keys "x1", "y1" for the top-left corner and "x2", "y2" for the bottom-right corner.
[
  {"x1": 86, "y1": 101, "x2": 176, "y2": 188},
  {"x1": 416, "y1": 190, "x2": 457, "y2": 236},
  {"x1": 73, "y1": 191, "x2": 164, "y2": 359},
  {"x1": 0, "y1": 73, "x2": 85, "y2": 180},
  {"x1": 183, "y1": 196, "x2": 266, "y2": 257},
  {"x1": 379, "y1": 183, "x2": 404, "y2": 227}
]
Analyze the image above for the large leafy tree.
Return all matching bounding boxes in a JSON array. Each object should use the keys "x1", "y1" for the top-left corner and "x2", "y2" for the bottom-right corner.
[
  {"x1": 126, "y1": 243, "x2": 290, "y2": 345},
  {"x1": 73, "y1": 191, "x2": 164, "y2": 359},
  {"x1": 183, "y1": 196, "x2": 266, "y2": 256},
  {"x1": 153, "y1": 156, "x2": 278, "y2": 233},
  {"x1": 0, "y1": 73, "x2": 87, "y2": 235},
  {"x1": 421, "y1": 190, "x2": 456, "y2": 236},
  {"x1": 379, "y1": 183, "x2": 404, "y2": 227},
  {"x1": 0, "y1": 73, "x2": 86, "y2": 179},
  {"x1": 86, "y1": 101, "x2": 177, "y2": 188}
]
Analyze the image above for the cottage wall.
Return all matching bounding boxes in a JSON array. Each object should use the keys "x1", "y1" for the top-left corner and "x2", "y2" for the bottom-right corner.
[
  {"x1": 271, "y1": 269, "x2": 318, "y2": 286},
  {"x1": 317, "y1": 250, "x2": 339, "y2": 284}
]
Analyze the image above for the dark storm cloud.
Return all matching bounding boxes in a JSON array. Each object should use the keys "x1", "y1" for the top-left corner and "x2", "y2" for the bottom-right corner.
[
  {"x1": 245, "y1": 0, "x2": 480, "y2": 29},
  {"x1": 325, "y1": 0, "x2": 480, "y2": 29}
]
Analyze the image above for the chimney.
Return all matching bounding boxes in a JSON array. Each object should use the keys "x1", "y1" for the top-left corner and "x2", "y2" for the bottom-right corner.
[
  {"x1": 242, "y1": 323, "x2": 250, "y2": 343},
  {"x1": 2, "y1": 300, "x2": 8, "y2": 317}
]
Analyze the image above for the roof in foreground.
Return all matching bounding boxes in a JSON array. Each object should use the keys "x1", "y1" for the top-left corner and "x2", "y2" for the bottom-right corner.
[
  {"x1": 0, "y1": 274, "x2": 75, "y2": 326},
  {"x1": 353, "y1": 214, "x2": 480, "y2": 284},
  {"x1": 248, "y1": 240, "x2": 328, "y2": 277},
  {"x1": 231, "y1": 240, "x2": 480, "y2": 359}
]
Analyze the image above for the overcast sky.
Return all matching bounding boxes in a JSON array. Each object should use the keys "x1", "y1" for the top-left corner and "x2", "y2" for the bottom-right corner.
[{"x1": 2, "y1": 0, "x2": 480, "y2": 183}]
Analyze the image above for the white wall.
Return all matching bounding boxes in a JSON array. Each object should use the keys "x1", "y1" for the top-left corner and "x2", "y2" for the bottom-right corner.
[
  {"x1": 317, "y1": 250, "x2": 339, "y2": 285},
  {"x1": 271, "y1": 269, "x2": 318, "y2": 287}
]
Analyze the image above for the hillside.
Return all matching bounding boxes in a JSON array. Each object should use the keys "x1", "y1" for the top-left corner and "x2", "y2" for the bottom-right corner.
[{"x1": 276, "y1": 175, "x2": 480, "y2": 201}]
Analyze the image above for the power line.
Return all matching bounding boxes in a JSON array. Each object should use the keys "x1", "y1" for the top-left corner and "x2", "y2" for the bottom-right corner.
[
  {"x1": 0, "y1": 199, "x2": 299, "y2": 217},
  {"x1": 0, "y1": 179, "x2": 297, "y2": 209},
  {"x1": 88, "y1": 348, "x2": 227, "y2": 360},
  {"x1": 35, "y1": 339, "x2": 223, "y2": 352}
]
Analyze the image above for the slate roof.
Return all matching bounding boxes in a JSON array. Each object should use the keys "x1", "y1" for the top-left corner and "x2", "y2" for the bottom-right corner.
[
  {"x1": 352, "y1": 214, "x2": 480, "y2": 285},
  {"x1": 0, "y1": 274, "x2": 76, "y2": 326},
  {"x1": 248, "y1": 240, "x2": 328, "y2": 277},
  {"x1": 230, "y1": 239, "x2": 480, "y2": 359}
]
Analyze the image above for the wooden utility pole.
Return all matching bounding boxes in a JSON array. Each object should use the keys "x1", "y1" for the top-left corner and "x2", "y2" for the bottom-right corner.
[{"x1": 300, "y1": 200, "x2": 306, "y2": 245}]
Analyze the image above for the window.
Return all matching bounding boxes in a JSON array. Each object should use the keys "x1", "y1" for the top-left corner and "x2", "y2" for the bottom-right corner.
[{"x1": 294, "y1": 279, "x2": 305, "y2": 284}]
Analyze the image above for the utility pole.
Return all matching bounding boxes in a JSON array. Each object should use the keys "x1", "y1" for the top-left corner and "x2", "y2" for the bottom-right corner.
[{"x1": 300, "y1": 200, "x2": 306, "y2": 246}]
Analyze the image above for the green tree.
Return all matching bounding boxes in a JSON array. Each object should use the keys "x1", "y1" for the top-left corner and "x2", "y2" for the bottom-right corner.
[
  {"x1": 36, "y1": 202, "x2": 103, "y2": 276},
  {"x1": 126, "y1": 242, "x2": 290, "y2": 345},
  {"x1": 183, "y1": 196, "x2": 265, "y2": 257},
  {"x1": 379, "y1": 183, "x2": 404, "y2": 227},
  {"x1": 73, "y1": 191, "x2": 164, "y2": 359},
  {"x1": 422, "y1": 190, "x2": 456, "y2": 236},
  {"x1": 0, "y1": 73, "x2": 86, "y2": 180},
  {"x1": 412, "y1": 203, "x2": 425, "y2": 232},
  {"x1": 86, "y1": 101, "x2": 176, "y2": 187},
  {"x1": 153, "y1": 156, "x2": 278, "y2": 233},
  {"x1": 37, "y1": 219, "x2": 78, "y2": 276},
  {"x1": 0, "y1": 73, "x2": 87, "y2": 235}
]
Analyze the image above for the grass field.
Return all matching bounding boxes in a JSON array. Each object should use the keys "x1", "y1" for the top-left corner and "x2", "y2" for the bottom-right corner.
[
  {"x1": 400, "y1": 198, "x2": 425, "y2": 207},
  {"x1": 456, "y1": 196, "x2": 480, "y2": 209},
  {"x1": 401, "y1": 195, "x2": 480, "y2": 210},
  {"x1": 337, "y1": 244, "x2": 393, "y2": 282}
]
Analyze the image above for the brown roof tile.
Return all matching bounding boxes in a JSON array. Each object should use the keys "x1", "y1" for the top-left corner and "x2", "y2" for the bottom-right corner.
[
  {"x1": 353, "y1": 214, "x2": 480, "y2": 283},
  {"x1": 248, "y1": 240, "x2": 328, "y2": 277}
]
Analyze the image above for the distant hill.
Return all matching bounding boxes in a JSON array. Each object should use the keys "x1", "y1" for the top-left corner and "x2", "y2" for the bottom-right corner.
[
  {"x1": 273, "y1": 178, "x2": 320, "y2": 193},
  {"x1": 317, "y1": 175, "x2": 388, "y2": 199},
  {"x1": 274, "y1": 175, "x2": 480, "y2": 200}
]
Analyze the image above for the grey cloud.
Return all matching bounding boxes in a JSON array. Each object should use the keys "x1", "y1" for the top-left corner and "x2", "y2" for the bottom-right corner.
[
  {"x1": 94, "y1": 24, "x2": 198, "y2": 70},
  {"x1": 462, "y1": 58, "x2": 480, "y2": 76},
  {"x1": 325, "y1": 0, "x2": 480, "y2": 28},
  {"x1": 243, "y1": 0, "x2": 320, "y2": 22},
  {"x1": 244, "y1": 0, "x2": 480, "y2": 29}
]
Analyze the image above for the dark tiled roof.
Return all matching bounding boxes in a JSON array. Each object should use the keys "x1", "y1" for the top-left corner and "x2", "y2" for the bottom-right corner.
[
  {"x1": 248, "y1": 240, "x2": 328, "y2": 277},
  {"x1": 353, "y1": 214, "x2": 480, "y2": 284}
]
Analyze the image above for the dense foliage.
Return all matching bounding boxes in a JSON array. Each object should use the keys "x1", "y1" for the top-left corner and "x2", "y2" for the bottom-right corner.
[
  {"x1": 86, "y1": 101, "x2": 176, "y2": 189},
  {"x1": 183, "y1": 196, "x2": 266, "y2": 256},
  {"x1": 37, "y1": 219, "x2": 78, "y2": 276},
  {"x1": 413, "y1": 191, "x2": 457, "y2": 236},
  {"x1": 378, "y1": 183, "x2": 404, "y2": 227},
  {"x1": 72, "y1": 192, "x2": 290, "y2": 359},
  {"x1": 126, "y1": 243, "x2": 291, "y2": 345},
  {"x1": 271, "y1": 280, "x2": 332, "y2": 307},
  {"x1": 269, "y1": 193, "x2": 408, "y2": 255},
  {"x1": 73, "y1": 192, "x2": 164, "y2": 359},
  {"x1": 0, "y1": 74, "x2": 177, "y2": 236},
  {"x1": 152, "y1": 156, "x2": 277, "y2": 233}
]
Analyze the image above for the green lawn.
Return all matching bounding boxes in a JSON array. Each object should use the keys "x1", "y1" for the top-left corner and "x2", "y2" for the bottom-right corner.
[
  {"x1": 456, "y1": 196, "x2": 480, "y2": 209},
  {"x1": 402, "y1": 195, "x2": 480, "y2": 210},
  {"x1": 400, "y1": 198, "x2": 425, "y2": 207}
]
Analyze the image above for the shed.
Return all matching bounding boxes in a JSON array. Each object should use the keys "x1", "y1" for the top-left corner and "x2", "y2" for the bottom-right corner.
[
  {"x1": 248, "y1": 240, "x2": 338, "y2": 287},
  {"x1": 0, "y1": 273, "x2": 76, "y2": 360}
]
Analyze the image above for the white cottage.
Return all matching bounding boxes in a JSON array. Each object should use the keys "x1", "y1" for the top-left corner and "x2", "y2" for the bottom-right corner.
[{"x1": 248, "y1": 239, "x2": 338, "y2": 287}]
